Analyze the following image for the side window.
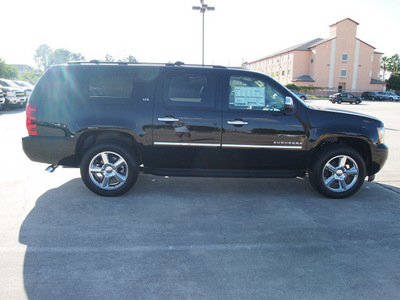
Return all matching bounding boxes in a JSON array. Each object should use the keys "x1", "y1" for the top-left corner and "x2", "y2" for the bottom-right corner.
[
  {"x1": 164, "y1": 73, "x2": 216, "y2": 107},
  {"x1": 229, "y1": 76, "x2": 285, "y2": 111},
  {"x1": 89, "y1": 74, "x2": 133, "y2": 99},
  {"x1": 39, "y1": 68, "x2": 69, "y2": 104}
]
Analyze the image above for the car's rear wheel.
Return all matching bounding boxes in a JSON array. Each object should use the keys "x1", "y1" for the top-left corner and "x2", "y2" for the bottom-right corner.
[
  {"x1": 80, "y1": 143, "x2": 139, "y2": 196},
  {"x1": 355, "y1": 100, "x2": 360, "y2": 104},
  {"x1": 309, "y1": 145, "x2": 366, "y2": 198},
  {"x1": 337, "y1": 100, "x2": 342, "y2": 104}
]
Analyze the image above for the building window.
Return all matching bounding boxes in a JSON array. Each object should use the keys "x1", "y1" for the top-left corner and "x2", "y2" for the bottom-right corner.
[
  {"x1": 282, "y1": 70, "x2": 285, "y2": 76},
  {"x1": 369, "y1": 71, "x2": 372, "y2": 77},
  {"x1": 311, "y1": 59, "x2": 314, "y2": 63},
  {"x1": 340, "y1": 69, "x2": 347, "y2": 77},
  {"x1": 342, "y1": 53, "x2": 348, "y2": 62},
  {"x1": 288, "y1": 69, "x2": 291, "y2": 76}
]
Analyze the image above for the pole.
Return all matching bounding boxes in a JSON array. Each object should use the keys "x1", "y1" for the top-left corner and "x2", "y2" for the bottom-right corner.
[
  {"x1": 193, "y1": 1, "x2": 214, "y2": 66},
  {"x1": 202, "y1": 11, "x2": 205, "y2": 66}
]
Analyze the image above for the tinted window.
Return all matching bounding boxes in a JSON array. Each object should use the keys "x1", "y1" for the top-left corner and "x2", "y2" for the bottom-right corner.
[
  {"x1": 89, "y1": 74, "x2": 133, "y2": 98},
  {"x1": 164, "y1": 73, "x2": 216, "y2": 107},
  {"x1": 229, "y1": 76, "x2": 285, "y2": 111}
]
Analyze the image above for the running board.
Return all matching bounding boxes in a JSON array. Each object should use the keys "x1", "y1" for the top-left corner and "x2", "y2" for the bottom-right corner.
[{"x1": 143, "y1": 167, "x2": 305, "y2": 178}]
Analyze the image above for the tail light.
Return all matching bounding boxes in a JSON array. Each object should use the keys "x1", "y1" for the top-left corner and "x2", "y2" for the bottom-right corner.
[{"x1": 26, "y1": 102, "x2": 37, "y2": 136}]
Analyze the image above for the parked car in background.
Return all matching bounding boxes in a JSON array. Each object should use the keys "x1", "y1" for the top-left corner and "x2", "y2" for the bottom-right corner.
[
  {"x1": 329, "y1": 93, "x2": 362, "y2": 104},
  {"x1": 289, "y1": 89, "x2": 307, "y2": 100},
  {"x1": 364, "y1": 92, "x2": 388, "y2": 101},
  {"x1": 383, "y1": 92, "x2": 400, "y2": 101},
  {"x1": 0, "y1": 79, "x2": 27, "y2": 108},
  {"x1": 361, "y1": 91, "x2": 372, "y2": 100},
  {"x1": 13, "y1": 80, "x2": 34, "y2": 101},
  {"x1": 0, "y1": 89, "x2": 5, "y2": 110}
]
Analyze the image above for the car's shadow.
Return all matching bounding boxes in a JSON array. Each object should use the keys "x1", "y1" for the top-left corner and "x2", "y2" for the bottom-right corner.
[
  {"x1": 19, "y1": 175, "x2": 400, "y2": 299},
  {"x1": 0, "y1": 107, "x2": 25, "y2": 115}
]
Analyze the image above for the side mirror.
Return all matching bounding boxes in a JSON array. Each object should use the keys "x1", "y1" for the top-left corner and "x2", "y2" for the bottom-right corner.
[{"x1": 284, "y1": 96, "x2": 295, "y2": 114}]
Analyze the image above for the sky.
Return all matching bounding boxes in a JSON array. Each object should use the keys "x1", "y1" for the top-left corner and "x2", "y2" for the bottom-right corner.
[{"x1": 2, "y1": 0, "x2": 400, "y2": 68}]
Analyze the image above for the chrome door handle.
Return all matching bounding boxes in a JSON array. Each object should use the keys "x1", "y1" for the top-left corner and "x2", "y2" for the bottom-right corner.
[
  {"x1": 158, "y1": 117, "x2": 180, "y2": 122},
  {"x1": 227, "y1": 120, "x2": 248, "y2": 126}
]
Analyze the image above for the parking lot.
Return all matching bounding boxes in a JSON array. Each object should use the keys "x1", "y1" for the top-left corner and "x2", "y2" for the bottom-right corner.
[{"x1": 0, "y1": 100, "x2": 399, "y2": 299}]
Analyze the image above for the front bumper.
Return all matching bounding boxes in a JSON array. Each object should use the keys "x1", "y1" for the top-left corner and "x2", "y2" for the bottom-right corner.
[
  {"x1": 369, "y1": 143, "x2": 389, "y2": 176},
  {"x1": 6, "y1": 96, "x2": 26, "y2": 107}
]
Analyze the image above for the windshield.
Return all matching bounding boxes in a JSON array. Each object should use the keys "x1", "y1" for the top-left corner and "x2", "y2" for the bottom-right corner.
[
  {"x1": 14, "y1": 81, "x2": 33, "y2": 88},
  {"x1": 0, "y1": 79, "x2": 19, "y2": 88}
]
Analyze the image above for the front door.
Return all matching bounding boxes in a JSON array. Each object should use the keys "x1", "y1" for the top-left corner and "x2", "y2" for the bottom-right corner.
[
  {"x1": 221, "y1": 73, "x2": 310, "y2": 171},
  {"x1": 151, "y1": 70, "x2": 222, "y2": 169}
]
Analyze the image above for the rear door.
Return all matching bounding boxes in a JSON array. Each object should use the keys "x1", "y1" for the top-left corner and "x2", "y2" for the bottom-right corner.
[
  {"x1": 221, "y1": 72, "x2": 310, "y2": 171},
  {"x1": 151, "y1": 68, "x2": 223, "y2": 169}
]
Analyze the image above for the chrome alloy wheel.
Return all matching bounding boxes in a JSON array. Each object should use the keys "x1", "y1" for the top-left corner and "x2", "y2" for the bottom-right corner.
[
  {"x1": 322, "y1": 155, "x2": 359, "y2": 192},
  {"x1": 88, "y1": 151, "x2": 128, "y2": 190}
]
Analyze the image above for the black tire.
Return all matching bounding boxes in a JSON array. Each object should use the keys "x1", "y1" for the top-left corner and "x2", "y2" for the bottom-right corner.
[
  {"x1": 80, "y1": 143, "x2": 139, "y2": 196},
  {"x1": 309, "y1": 144, "x2": 366, "y2": 198},
  {"x1": 337, "y1": 100, "x2": 342, "y2": 104},
  {"x1": 355, "y1": 100, "x2": 360, "y2": 104}
]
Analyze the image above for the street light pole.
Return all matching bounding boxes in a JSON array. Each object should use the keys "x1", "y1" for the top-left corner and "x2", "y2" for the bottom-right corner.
[{"x1": 192, "y1": 0, "x2": 215, "y2": 66}]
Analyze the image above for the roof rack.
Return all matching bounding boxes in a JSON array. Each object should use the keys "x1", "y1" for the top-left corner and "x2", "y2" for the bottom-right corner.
[{"x1": 66, "y1": 61, "x2": 229, "y2": 69}]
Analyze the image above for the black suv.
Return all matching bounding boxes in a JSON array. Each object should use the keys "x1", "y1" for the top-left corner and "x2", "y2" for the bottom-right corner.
[
  {"x1": 0, "y1": 78, "x2": 27, "y2": 108},
  {"x1": 22, "y1": 62, "x2": 388, "y2": 198}
]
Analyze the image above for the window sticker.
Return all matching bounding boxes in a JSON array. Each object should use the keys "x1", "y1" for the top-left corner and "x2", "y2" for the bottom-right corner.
[{"x1": 234, "y1": 86, "x2": 265, "y2": 107}]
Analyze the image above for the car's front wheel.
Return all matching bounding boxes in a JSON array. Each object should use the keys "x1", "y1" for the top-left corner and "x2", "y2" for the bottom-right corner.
[
  {"x1": 309, "y1": 145, "x2": 366, "y2": 198},
  {"x1": 80, "y1": 143, "x2": 139, "y2": 196}
]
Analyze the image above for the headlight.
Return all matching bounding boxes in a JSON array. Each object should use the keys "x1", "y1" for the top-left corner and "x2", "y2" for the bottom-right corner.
[
  {"x1": 377, "y1": 127, "x2": 385, "y2": 144},
  {"x1": 6, "y1": 91, "x2": 16, "y2": 97}
]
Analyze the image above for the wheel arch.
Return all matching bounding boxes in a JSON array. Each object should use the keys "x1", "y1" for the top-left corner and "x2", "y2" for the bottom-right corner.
[
  {"x1": 75, "y1": 130, "x2": 142, "y2": 166},
  {"x1": 312, "y1": 137, "x2": 372, "y2": 174}
]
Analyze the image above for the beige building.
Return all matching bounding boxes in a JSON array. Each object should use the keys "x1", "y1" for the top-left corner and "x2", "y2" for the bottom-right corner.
[{"x1": 245, "y1": 18, "x2": 386, "y2": 93}]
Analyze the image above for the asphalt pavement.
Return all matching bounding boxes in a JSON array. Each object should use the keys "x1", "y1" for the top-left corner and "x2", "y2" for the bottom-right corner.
[{"x1": 0, "y1": 100, "x2": 399, "y2": 300}]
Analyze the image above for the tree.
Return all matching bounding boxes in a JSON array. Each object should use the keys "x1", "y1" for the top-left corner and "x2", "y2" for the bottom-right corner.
[
  {"x1": 70, "y1": 52, "x2": 85, "y2": 62},
  {"x1": 390, "y1": 54, "x2": 399, "y2": 73},
  {"x1": 18, "y1": 69, "x2": 43, "y2": 84},
  {"x1": 105, "y1": 54, "x2": 114, "y2": 62},
  {"x1": 104, "y1": 54, "x2": 137, "y2": 63},
  {"x1": 52, "y1": 48, "x2": 72, "y2": 65},
  {"x1": 34, "y1": 44, "x2": 52, "y2": 71},
  {"x1": 0, "y1": 58, "x2": 18, "y2": 79},
  {"x1": 34, "y1": 45, "x2": 86, "y2": 70},
  {"x1": 381, "y1": 56, "x2": 390, "y2": 81},
  {"x1": 387, "y1": 73, "x2": 400, "y2": 91},
  {"x1": 119, "y1": 55, "x2": 138, "y2": 63}
]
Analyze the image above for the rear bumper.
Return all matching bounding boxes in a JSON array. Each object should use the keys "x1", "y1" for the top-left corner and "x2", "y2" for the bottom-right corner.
[{"x1": 22, "y1": 136, "x2": 78, "y2": 167}]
